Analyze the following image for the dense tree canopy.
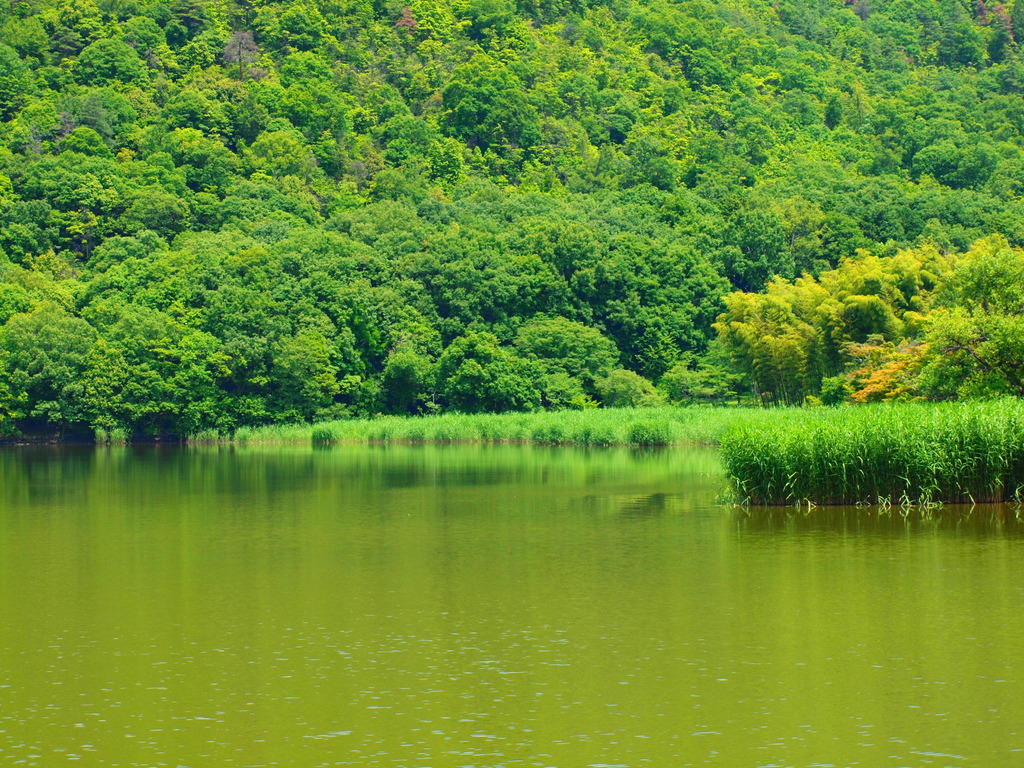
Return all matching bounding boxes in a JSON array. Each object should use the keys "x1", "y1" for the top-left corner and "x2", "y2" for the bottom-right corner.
[{"x1": 2, "y1": 0, "x2": 1024, "y2": 436}]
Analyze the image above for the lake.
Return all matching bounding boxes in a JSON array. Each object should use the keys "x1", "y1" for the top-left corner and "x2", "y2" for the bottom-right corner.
[{"x1": 1, "y1": 444, "x2": 1023, "y2": 767}]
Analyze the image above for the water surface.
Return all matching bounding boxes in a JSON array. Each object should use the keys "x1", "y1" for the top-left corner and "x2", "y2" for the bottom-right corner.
[{"x1": 1, "y1": 444, "x2": 1023, "y2": 767}]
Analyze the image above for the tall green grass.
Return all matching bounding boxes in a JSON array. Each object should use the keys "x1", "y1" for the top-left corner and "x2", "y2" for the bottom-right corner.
[
  {"x1": 225, "y1": 407, "x2": 761, "y2": 448},
  {"x1": 721, "y1": 400, "x2": 1024, "y2": 505},
  {"x1": 94, "y1": 427, "x2": 129, "y2": 445}
]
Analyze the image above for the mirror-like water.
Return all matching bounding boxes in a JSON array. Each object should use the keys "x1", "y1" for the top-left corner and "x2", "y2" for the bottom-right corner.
[{"x1": 1, "y1": 444, "x2": 1023, "y2": 767}]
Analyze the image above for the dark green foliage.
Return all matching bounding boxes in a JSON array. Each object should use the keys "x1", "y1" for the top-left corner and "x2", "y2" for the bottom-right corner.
[
  {"x1": 438, "y1": 331, "x2": 544, "y2": 413},
  {"x1": 383, "y1": 347, "x2": 436, "y2": 414},
  {"x1": 1, "y1": 0, "x2": 1023, "y2": 436},
  {"x1": 442, "y1": 55, "x2": 542, "y2": 159},
  {"x1": 514, "y1": 315, "x2": 618, "y2": 392},
  {"x1": 0, "y1": 305, "x2": 97, "y2": 430}
]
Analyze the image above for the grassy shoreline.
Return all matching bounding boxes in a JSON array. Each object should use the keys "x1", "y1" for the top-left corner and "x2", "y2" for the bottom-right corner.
[
  {"x1": 192, "y1": 400, "x2": 1024, "y2": 506},
  {"x1": 214, "y1": 407, "x2": 761, "y2": 448}
]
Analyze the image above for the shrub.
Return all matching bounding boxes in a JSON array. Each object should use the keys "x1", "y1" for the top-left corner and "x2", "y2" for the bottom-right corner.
[
  {"x1": 627, "y1": 419, "x2": 671, "y2": 446},
  {"x1": 311, "y1": 425, "x2": 336, "y2": 445}
]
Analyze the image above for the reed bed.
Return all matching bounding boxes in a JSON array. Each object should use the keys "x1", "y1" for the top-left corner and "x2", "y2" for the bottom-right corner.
[
  {"x1": 224, "y1": 406, "x2": 762, "y2": 448},
  {"x1": 720, "y1": 400, "x2": 1024, "y2": 506}
]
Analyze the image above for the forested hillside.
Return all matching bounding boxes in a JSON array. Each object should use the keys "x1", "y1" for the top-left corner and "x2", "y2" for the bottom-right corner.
[{"x1": 2, "y1": 0, "x2": 1024, "y2": 436}]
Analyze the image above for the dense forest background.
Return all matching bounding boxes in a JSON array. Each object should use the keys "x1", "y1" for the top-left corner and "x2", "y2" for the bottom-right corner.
[{"x1": 1, "y1": 0, "x2": 1023, "y2": 437}]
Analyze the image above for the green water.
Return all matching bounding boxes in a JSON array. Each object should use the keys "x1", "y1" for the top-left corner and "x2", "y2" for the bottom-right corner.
[{"x1": 1, "y1": 445, "x2": 1023, "y2": 767}]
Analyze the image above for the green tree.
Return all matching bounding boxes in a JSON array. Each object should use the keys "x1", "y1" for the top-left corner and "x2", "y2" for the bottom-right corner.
[
  {"x1": 76, "y1": 39, "x2": 148, "y2": 86},
  {"x1": 383, "y1": 346, "x2": 436, "y2": 414},
  {"x1": 442, "y1": 55, "x2": 542, "y2": 157},
  {"x1": 244, "y1": 130, "x2": 318, "y2": 179},
  {"x1": 163, "y1": 129, "x2": 240, "y2": 191},
  {"x1": 596, "y1": 369, "x2": 663, "y2": 407},
  {"x1": 122, "y1": 187, "x2": 190, "y2": 237},
  {"x1": 0, "y1": 44, "x2": 32, "y2": 120},
  {"x1": 47, "y1": 0, "x2": 105, "y2": 59},
  {"x1": 661, "y1": 357, "x2": 736, "y2": 403},
  {"x1": 438, "y1": 331, "x2": 543, "y2": 412},
  {"x1": 0, "y1": 283, "x2": 31, "y2": 325},
  {"x1": 0, "y1": 305, "x2": 97, "y2": 431},
  {"x1": 514, "y1": 315, "x2": 618, "y2": 392},
  {"x1": 723, "y1": 208, "x2": 792, "y2": 292},
  {"x1": 270, "y1": 328, "x2": 341, "y2": 422},
  {"x1": 921, "y1": 238, "x2": 1024, "y2": 397},
  {"x1": 61, "y1": 126, "x2": 113, "y2": 157}
]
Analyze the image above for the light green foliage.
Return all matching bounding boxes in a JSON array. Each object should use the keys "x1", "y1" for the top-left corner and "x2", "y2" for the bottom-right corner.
[
  {"x1": 0, "y1": 17, "x2": 50, "y2": 64},
  {"x1": 596, "y1": 369, "x2": 664, "y2": 408},
  {"x1": 271, "y1": 328, "x2": 340, "y2": 421},
  {"x1": 661, "y1": 358, "x2": 736, "y2": 404},
  {"x1": 122, "y1": 187, "x2": 189, "y2": 236},
  {"x1": 162, "y1": 129, "x2": 239, "y2": 192},
  {"x1": 818, "y1": 374, "x2": 853, "y2": 406},
  {"x1": 715, "y1": 244, "x2": 954, "y2": 404},
  {"x1": 162, "y1": 91, "x2": 228, "y2": 135},
  {"x1": 540, "y1": 371, "x2": 596, "y2": 410},
  {"x1": 75, "y1": 39, "x2": 148, "y2": 86},
  {"x1": 245, "y1": 130, "x2": 318, "y2": 179},
  {"x1": 61, "y1": 126, "x2": 112, "y2": 157},
  {"x1": 0, "y1": 45, "x2": 33, "y2": 120},
  {"x1": 0, "y1": 283, "x2": 30, "y2": 325},
  {"x1": 920, "y1": 238, "x2": 1024, "y2": 397},
  {"x1": 222, "y1": 406, "x2": 761, "y2": 447}
]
